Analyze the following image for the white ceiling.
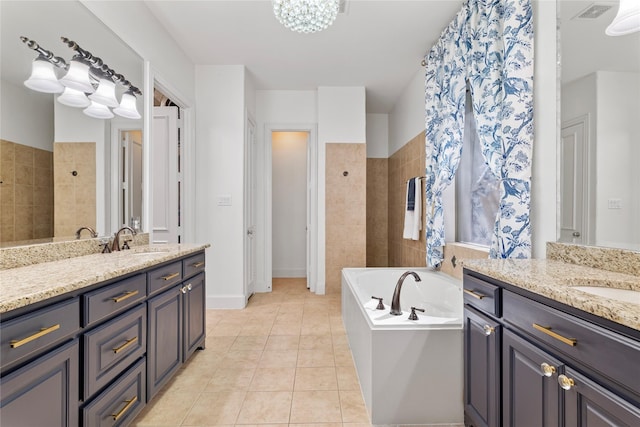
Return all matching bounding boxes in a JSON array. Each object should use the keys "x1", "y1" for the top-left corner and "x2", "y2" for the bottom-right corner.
[{"x1": 144, "y1": 0, "x2": 463, "y2": 113}]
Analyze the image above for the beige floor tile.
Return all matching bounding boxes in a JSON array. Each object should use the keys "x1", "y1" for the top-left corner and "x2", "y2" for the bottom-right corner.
[
  {"x1": 301, "y1": 321, "x2": 332, "y2": 335},
  {"x1": 249, "y1": 367, "x2": 296, "y2": 391},
  {"x1": 235, "y1": 391, "x2": 293, "y2": 424},
  {"x1": 299, "y1": 334, "x2": 333, "y2": 351},
  {"x1": 339, "y1": 390, "x2": 370, "y2": 423},
  {"x1": 205, "y1": 367, "x2": 255, "y2": 392},
  {"x1": 239, "y1": 322, "x2": 274, "y2": 336},
  {"x1": 230, "y1": 335, "x2": 268, "y2": 351},
  {"x1": 163, "y1": 365, "x2": 215, "y2": 393},
  {"x1": 259, "y1": 350, "x2": 298, "y2": 368},
  {"x1": 334, "y1": 349, "x2": 355, "y2": 367},
  {"x1": 209, "y1": 322, "x2": 242, "y2": 336},
  {"x1": 336, "y1": 366, "x2": 360, "y2": 391},
  {"x1": 289, "y1": 424, "x2": 343, "y2": 427},
  {"x1": 270, "y1": 321, "x2": 302, "y2": 335},
  {"x1": 220, "y1": 350, "x2": 263, "y2": 368},
  {"x1": 131, "y1": 390, "x2": 198, "y2": 426},
  {"x1": 294, "y1": 367, "x2": 338, "y2": 391},
  {"x1": 265, "y1": 335, "x2": 300, "y2": 351},
  {"x1": 297, "y1": 349, "x2": 335, "y2": 367},
  {"x1": 205, "y1": 335, "x2": 237, "y2": 352},
  {"x1": 290, "y1": 390, "x2": 342, "y2": 423},
  {"x1": 182, "y1": 391, "x2": 245, "y2": 425}
]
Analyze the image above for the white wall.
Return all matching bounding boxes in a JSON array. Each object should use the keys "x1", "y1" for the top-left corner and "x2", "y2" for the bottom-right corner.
[
  {"x1": 195, "y1": 65, "x2": 246, "y2": 308},
  {"x1": 366, "y1": 113, "x2": 389, "y2": 158},
  {"x1": 1, "y1": 80, "x2": 54, "y2": 151},
  {"x1": 272, "y1": 132, "x2": 308, "y2": 277},
  {"x1": 387, "y1": 0, "x2": 558, "y2": 259}
]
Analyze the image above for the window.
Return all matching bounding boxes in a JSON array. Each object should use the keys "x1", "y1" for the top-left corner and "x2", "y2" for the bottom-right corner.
[{"x1": 456, "y1": 90, "x2": 500, "y2": 246}]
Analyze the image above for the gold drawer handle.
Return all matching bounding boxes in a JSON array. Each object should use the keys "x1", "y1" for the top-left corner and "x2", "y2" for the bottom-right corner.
[
  {"x1": 464, "y1": 289, "x2": 486, "y2": 300},
  {"x1": 161, "y1": 272, "x2": 180, "y2": 281},
  {"x1": 533, "y1": 323, "x2": 577, "y2": 347},
  {"x1": 558, "y1": 374, "x2": 575, "y2": 391},
  {"x1": 112, "y1": 396, "x2": 137, "y2": 421},
  {"x1": 540, "y1": 362, "x2": 557, "y2": 377},
  {"x1": 113, "y1": 337, "x2": 137, "y2": 354},
  {"x1": 191, "y1": 261, "x2": 205, "y2": 268},
  {"x1": 10, "y1": 324, "x2": 60, "y2": 348},
  {"x1": 111, "y1": 290, "x2": 139, "y2": 303},
  {"x1": 483, "y1": 325, "x2": 495, "y2": 336}
]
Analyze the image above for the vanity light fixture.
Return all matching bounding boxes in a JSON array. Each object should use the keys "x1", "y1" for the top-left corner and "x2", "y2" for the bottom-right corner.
[
  {"x1": 272, "y1": 0, "x2": 340, "y2": 33},
  {"x1": 20, "y1": 36, "x2": 142, "y2": 120},
  {"x1": 606, "y1": 0, "x2": 640, "y2": 36}
]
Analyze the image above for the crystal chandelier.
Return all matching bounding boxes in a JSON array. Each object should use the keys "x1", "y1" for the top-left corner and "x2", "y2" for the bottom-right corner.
[{"x1": 272, "y1": 0, "x2": 340, "y2": 34}]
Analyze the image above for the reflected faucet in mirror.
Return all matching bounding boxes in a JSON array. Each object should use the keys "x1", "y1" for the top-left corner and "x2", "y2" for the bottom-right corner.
[{"x1": 75, "y1": 226, "x2": 98, "y2": 239}]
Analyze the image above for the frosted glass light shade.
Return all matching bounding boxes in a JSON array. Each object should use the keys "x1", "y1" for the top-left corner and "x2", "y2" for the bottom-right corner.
[
  {"x1": 113, "y1": 92, "x2": 141, "y2": 119},
  {"x1": 57, "y1": 87, "x2": 90, "y2": 108},
  {"x1": 89, "y1": 78, "x2": 119, "y2": 107},
  {"x1": 606, "y1": 0, "x2": 640, "y2": 36},
  {"x1": 83, "y1": 100, "x2": 114, "y2": 119},
  {"x1": 272, "y1": 0, "x2": 339, "y2": 33},
  {"x1": 24, "y1": 58, "x2": 64, "y2": 93},
  {"x1": 60, "y1": 59, "x2": 95, "y2": 93}
]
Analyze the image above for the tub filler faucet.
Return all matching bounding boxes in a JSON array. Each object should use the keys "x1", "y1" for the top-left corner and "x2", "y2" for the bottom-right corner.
[{"x1": 390, "y1": 271, "x2": 422, "y2": 315}]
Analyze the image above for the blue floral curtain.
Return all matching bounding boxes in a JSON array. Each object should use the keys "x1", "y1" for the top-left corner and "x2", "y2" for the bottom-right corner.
[{"x1": 424, "y1": 0, "x2": 534, "y2": 267}]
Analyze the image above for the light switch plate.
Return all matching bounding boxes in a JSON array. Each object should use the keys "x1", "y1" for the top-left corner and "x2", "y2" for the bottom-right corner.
[
  {"x1": 607, "y1": 198, "x2": 622, "y2": 209},
  {"x1": 218, "y1": 195, "x2": 232, "y2": 206}
]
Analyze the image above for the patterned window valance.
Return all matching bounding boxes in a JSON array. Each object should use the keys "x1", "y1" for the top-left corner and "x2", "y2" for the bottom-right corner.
[{"x1": 424, "y1": 0, "x2": 534, "y2": 267}]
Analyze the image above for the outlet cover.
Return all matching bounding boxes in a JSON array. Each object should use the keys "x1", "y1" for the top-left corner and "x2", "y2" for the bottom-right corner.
[
  {"x1": 218, "y1": 195, "x2": 232, "y2": 206},
  {"x1": 607, "y1": 198, "x2": 622, "y2": 209}
]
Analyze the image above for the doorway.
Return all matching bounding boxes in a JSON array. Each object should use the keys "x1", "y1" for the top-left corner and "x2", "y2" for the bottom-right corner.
[{"x1": 272, "y1": 131, "x2": 309, "y2": 285}]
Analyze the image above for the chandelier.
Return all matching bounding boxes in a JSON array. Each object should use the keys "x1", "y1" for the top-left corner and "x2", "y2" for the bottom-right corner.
[
  {"x1": 272, "y1": 0, "x2": 340, "y2": 34},
  {"x1": 20, "y1": 36, "x2": 142, "y2": 120}
]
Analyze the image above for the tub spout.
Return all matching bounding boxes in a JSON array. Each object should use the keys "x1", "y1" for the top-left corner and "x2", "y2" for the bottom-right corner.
[{"x1": 390, "y1": 271, "x2": 422, "y2": 315}]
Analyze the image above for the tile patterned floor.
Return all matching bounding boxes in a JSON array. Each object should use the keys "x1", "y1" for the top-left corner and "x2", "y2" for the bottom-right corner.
[{"x1": 132, "y1": 278, "x2": 372, "y2": 427}]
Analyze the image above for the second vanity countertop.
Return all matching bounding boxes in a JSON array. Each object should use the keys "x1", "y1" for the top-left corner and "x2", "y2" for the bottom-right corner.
[
  {"x1": 462, "y1": 259, "x2": 640, "y2": 332},
  {"x1": 0, "y1": 243, "x2": 210, "y2": 315}
]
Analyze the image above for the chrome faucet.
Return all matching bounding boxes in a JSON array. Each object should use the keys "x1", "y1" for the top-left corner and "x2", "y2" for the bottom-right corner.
[
  {"x1": 76, "y1": 226, "x2": 98, "y2": 239},
  {"x1": 111, "y1": 226, "x2": 137, "y2": 251},
  {"x1": 390, "y1": 271, "x2": 422, "y2": 315}
]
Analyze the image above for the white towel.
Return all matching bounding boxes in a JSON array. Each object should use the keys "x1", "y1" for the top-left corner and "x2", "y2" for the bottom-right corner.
[{"x1": 403, "y1": 177, "x2": 422, "y2": 240}]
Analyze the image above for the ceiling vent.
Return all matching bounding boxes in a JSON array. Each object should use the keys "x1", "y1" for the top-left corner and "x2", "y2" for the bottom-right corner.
[
  {"x1": 339, "y1": 0, "x2": 348, "y2": 14},
  {"x1": 572, "y1": 3, "x2": 613, "y2": 20}
]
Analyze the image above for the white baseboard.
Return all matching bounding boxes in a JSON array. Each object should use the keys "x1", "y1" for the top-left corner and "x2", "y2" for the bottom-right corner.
[
  {"x1": 206, "y1": 294, "x2": 246, "y2": 309},
  {"x1": 272, "y1": 268, "x2": 306, "y2": 278}
]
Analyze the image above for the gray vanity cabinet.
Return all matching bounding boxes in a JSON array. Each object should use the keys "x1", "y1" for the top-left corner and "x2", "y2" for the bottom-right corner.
[
  {"x1": 0, "y1": 339, "x2": 79, "y2": 427},
  {"x1": 463, "y1": 269, "x2": 640, "y2": 427},
  {"x1": 183, "y1": 271, "x2": 205, "y2": 361}
]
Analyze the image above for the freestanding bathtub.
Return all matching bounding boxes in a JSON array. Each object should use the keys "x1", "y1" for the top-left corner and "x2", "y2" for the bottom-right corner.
[{"x1": 342, "y1": 268, "x2": 464, "y2": 426}]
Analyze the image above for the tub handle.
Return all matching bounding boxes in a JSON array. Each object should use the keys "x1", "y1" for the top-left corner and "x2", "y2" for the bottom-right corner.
[
  {"x1": 371, "y1": 296, "x2": 385, "y2": 310},
  {"x1": 408, "y1": 307, "x2": 425, "y2": 320}
]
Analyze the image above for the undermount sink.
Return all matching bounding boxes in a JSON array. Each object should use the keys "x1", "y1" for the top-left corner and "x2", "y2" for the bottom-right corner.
[
  {"x1": 128, "y1": 248, "x2": 171, "y2": 256},
  {"x1": 572, "y1": 286, "x2": 640, "y2": 305}
]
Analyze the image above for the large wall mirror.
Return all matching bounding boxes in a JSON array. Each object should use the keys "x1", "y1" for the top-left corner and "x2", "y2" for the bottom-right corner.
[
  {"x1": 0, "y1": 1, "x2": 144, "y2": 247},
  {"x1": 558, "y1": 0, "x2": 640, "y2": 251}
]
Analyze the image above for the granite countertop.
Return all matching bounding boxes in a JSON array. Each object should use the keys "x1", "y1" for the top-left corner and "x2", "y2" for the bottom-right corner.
[
  {"x1": 0, "y1": 243, "x2": 210, "y2": 315},
  {"x1": 462, "y1": 259, "x2": 640, "y2": 331}
]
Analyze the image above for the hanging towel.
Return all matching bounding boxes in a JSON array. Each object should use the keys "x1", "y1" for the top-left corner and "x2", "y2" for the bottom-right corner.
[
  {"x1": 403, "y1": 177, "x2": 422, "y2": 240},
  {"x1": 407, "y1": 178, "x2": 416, "y2": 211}
]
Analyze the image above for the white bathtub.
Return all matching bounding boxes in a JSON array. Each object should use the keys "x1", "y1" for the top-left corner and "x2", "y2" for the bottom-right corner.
[{"x1": 342, "y1": 268, "x2": 464, "y2": 426}]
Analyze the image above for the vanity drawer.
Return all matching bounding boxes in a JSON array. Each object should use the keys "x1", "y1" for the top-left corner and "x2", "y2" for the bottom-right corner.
[
  {"x1": 183, "y1": 252, "x2": 205, "y2": 279},
  {"x1": 82, "y1": 357, "x2": 146, "y2": 427},
  {"x1": 463, "y1": 274, "x2": 501, "y2": 317},
  {"x1": 503, "y1": 290, "x2": 640, "y2": 395},
  {"x1": 1, "y1": 298, "x2": 80, "y2": 371},
  {"x1": 147, "y1": 261, "x2": 182, "y2": 296},
  {"x1": 83, "y1": 273, "x2": 146, "y2": 327},
  {"x1": 83, "y1": 304, "x2": 146, "y2": 400}
]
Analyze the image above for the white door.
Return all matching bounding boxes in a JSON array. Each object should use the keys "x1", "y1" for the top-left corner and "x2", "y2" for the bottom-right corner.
[
  {"x1": 560, "y1": 118, "x2": 587, "y2": 244},
  {"x1": 152, "y1": 106, "x2": 180, "y2": 244},
  {"x1": 244, "y1": 116, "x2": 257, "y2": 301},
  {"x1": 306, "y1": 134, "x2": 311, "y2": 289}
]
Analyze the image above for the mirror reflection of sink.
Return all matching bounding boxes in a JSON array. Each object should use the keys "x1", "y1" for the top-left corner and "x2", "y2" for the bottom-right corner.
[{"x1": 572, "y1": 286, "x2": 640, "y2": 305}]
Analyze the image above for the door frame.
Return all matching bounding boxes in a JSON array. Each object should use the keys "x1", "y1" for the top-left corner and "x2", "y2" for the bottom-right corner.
[
  {"x1": 262, "y1": 123, "x2": 319, "y2": 294},
  {"x1": 244, "y1": 112, "x2": 257, "y2": 302}
]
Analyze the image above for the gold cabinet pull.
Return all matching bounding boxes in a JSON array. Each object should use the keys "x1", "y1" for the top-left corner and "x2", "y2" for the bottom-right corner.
[
  {"x1": 540, "y1": 362, "x2": 557, "y2": 377},
  {"x1": 558, "y1": 374, "x2": 575, "y2": 391},
  {"x1": 161, "y1": 272, "x2": 180, "y2": 281},
  {"x1": 464, "y1": 289, "x2": 486, "y2": 300},
  {"x1": 111, "y1": 290, "x2": 139, "y2": 303},
  {"x1": 191, "y1": 261, "x2": 205, "y2": 268},
  {"x1": 10, "y1": 324, "x2": 60, "y2": 348},
  {"x1": 483, "y1": 325, "x2": 495, "y2": 336},
  {"x1": 111, "y1": 396, "x2": 137, "y2": 421},
  {"x1": 533, "y1": 323, "x2": 577, "y2": 347},
  {"x1": 112, "y1": 337, "x2": 137, "y2": 354}
]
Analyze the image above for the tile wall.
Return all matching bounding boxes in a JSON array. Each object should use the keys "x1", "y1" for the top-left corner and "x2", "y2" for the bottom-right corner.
[
  {"x1": 0, "y1": 139, "x2": 54, "y2": 243},
  {"x1": 388, "y1": 131, "x2": 428, "y2": 267},
  {"x1": 53, "y1": 142, "x2": 96, "y2": 238},
  {"x1": 325, "y1": 143, "x2": 366, "y2": 294},
  {"x1": 366, "y1": 158, "x2": 388, "y2": 266}
]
